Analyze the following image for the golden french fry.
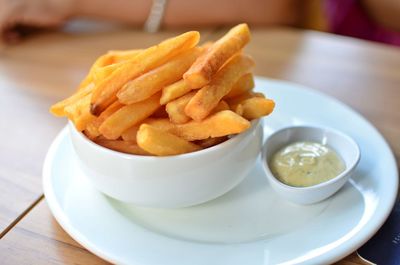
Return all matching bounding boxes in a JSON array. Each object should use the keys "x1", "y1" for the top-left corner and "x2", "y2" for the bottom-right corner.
[
  {"x1": 91, "y1": 31, "x2": 200, "y2": 115},
  {"x1": 92, "y1": 63, "x2": 119, "y2": 84},
  {"x1": 144, "y1": 118, "x2": 176, "y2": 132},
  {"x1": 95, "y1": 139, "x2": 150, "y2": 155},
  {"x1": 166, "y1": 91, "x2": 196, "y2": 124},
  {"x1": 50, "y1": 83, "x2": 94, "y2": 117},
  {"x1": 160, "y1": 79, "x2": 192, "y2": 105},
  {"x1": 64, "y1": 93, "x2": 96, "y2": 131},
  {"x1": 224, "y1": 73, "x2": 254, "y2": 99},
  {"x1": 137, "y1": 124, "x2": 201, "y2": 156},
  {"x1": 173, "y1": 110, "x2": 250, "y2": 141},
  {"x1": 107, "y1": 49, "x2": 142, "y2": 63},
  {"x1": 226, "y1": 91, "x2": 265, "y2": 108},
  {"x1": 84, "y1": 126, "x2": 100, "y2": 140},
  {"x1": 234, "y1": 104, "x2": 244, "y2": 116},
  {"x1": 118, "y1": 47, "x2": 202, "y2": 104},
  {"x1": 239, "y1": 97, "x2": 275, "y2": 120},
  {"x1": 121, "y1": 124, "x2": 140, "y2": 142},
  {"x1": 86, "y1": 100, "x2": 124, "y2": 138},
  {"x1": 185, "y1": 54, "x2": 254, "y2": 121},
  {"x1": 99, "y1": 93, "x2": 161, "y2": 139},
  {"x1": 211, "y1": 100, "x2": 230, "y2": 114},
  {"x1": 78, "y1": 53, "x2": 115, "y2": 90},
  {"x1": 194, "y1": 136, "x2": 228, "y2": 148},
  {"x1": 183, "y1": 23, "x2": 251, "y2": 88}
]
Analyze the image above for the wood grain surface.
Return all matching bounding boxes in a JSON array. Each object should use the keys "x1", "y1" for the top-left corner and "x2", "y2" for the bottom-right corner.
[{"x1": 1, "y1": 25, "x2": 399, "y2": 264}]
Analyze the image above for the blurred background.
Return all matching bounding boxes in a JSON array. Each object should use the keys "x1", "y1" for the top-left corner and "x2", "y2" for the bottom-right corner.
[{"x1": 1, "y1": 0, "x2": 400, "y2": 46}]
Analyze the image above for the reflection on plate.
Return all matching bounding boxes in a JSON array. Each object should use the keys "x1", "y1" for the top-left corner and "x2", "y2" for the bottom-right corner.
[{"x1": 43, "y1": 77, "x2": 398, "y2": 265}]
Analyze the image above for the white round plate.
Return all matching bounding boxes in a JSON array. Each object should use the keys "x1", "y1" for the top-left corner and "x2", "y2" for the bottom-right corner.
[{"x1": 43, "y1": 77, "x2": 398, "y2": 265}]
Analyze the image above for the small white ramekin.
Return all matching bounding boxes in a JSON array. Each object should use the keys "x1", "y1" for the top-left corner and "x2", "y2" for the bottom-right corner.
[
  {"x1": 69, "y1": 120, "x2": 263, "y2": 208},
  {"x1": 261, "y1": 126, "x2": 360, "y2": 204}
]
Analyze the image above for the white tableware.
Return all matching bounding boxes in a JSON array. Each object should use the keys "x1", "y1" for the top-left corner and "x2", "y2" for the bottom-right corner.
[
  {"x1": 261, "y1": 126, "x2": 360, "y2": 204},
  {"x1": 69, "y1": 118, "x2": 263, "y2": 208},
  {"x1": 43, "y1": 77, "x2": 398, "y2": 265}
]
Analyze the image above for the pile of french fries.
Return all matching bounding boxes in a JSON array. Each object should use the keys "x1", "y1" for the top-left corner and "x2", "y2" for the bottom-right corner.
[{"x1": 50, "y1": 24, "x2": 275, "y2": 156}]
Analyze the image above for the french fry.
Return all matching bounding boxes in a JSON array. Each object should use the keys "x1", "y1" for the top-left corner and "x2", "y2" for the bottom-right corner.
[
  {"x1": 95, "y1": 139, "x2": 150, "y2": 155},
  {"x1": 239, "y1": 97, "x2": 275, "y2": 120},
  {"x1": 86, "y1": 100, "x2": 124, "y2": 138},
  {"x1": 84, "y1": 126, "x2": 100, "y2": 140},
  {"x1": 226, "y1": 91, "x2": 265, "y2": 107},
  {"x1": 224, "y1": 73, "x2": 254, "y2": 99},
  {"x1": 50, "y1": 83, "x2": 94, "y2": 117},
  {"x1": 91, "y1": 31, "x2": 200, "y2": 115},
  {"x1": 183, "y1": 23, "x2": 251, "y2": 88},
  {"x1": 121, "y1": 124, "x2": 140, "y2": 142},
  {"x1": 160, "y1": 79, "x2": 192, "y2": 105},
  {"x1": 99, "y1": 93, "x2": 161, "y2": 139},
  {"x1": 121, "y1": 116, "x2": 172, "y2": 142},
  {"x1": 194, "y1": 136, "x2": 228, "y2": 148},
  {"x1": 211, "y1": 100, "x2": 230, "y2": 114},
  {"x1": 137, "y1": 124, "x2": 201, "y2": 156},
  {"x1": 144, "y1": 118, "x2": 176, "y2": 132},
  {"x1": 118, "y1": 47, "x2": 202, "y2": 104},
  {"x1": 92, "y1": 63, "x2": 119, "y2": 85},
  {"x1": 173, "y1": 110, "x2": 250, "y2": 141},
  {"x1": 185, "y1": 54, "x2": 254, "y2": 121},
  {"x1": 107, "y1": 49, "x2": 142, "y2": 63},
  {"x1": 78, "y1": 53, "x2": 115, "y2": 90},
  {"x1": 166, "y1": 91, "x2": 196, "y2": 124},
  {"x1": 234, "y1": 104, "x2": 244, "y2": 116},
  {"x1": 64, "y1": 93, "x2": 96, "y2": 131}
]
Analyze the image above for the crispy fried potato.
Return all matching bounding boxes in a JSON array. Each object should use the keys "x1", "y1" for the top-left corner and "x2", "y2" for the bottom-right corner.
[
  {"x1": 194, "y1": 136, "x2": 228, "y2": 148},
  {"x1": 211, "y1": 100, "x2": 230, "y2": 114},
  {"x1": 90, "y1": 31, "x2": 200, "y2": 115},
  {"x1": 95, "y1": 139, "x2": 149, "y2": 155},
  {"x1": 185, "y1": 54, "x2": 254, "y2": 121},
  {"x1": 86, "y1": 100, "x2": 124, "y2": 138},
  {"x1": 160, "y1": 79, "x2": 192, "y2": 105},
  {"x1": 183, "y1": 23, "x2": 251, "y2": 88},
  {"x1": 226, "y1": 91, "x2": 265, "y2": 107},
  {"x1": 224, "y1": 73, "x2": 254, "y2": 99},
  {"x1": 92, "y1": 63, "x2": 119, "y2": 85},
  {"x1": 64, "y1": 93, "x2": 96, "y2": 131},
  {"x1": 121, "y1": 124, "x2": 140, "y2": 142},
  {"x1": 173, "y1": 110, "x2": 250, "y2": 141},
  {"x1": 144, "y1": 118, "x2": 176, "y2": 132},
  {"x1": 137, "y1": 124, "x2": 201, "y2": 156},
  {"x1": 99, "y1": 93, "x2": 161, "y2": 139},
  {"x1": 50, "y1": 83, "x2": 94, "y2": 117},
  {"x1": 239, "y1": 97, "x2": 275, "y2": 120},
  {"x1": 234, "y1": 103, "x2": 244, "y2": 116},
  {"x1": 118, "y1": 47, "x2": 202, "y2": 104},
  {"x1": 107, "y1": 49, "x2": 142, "y2": 63},
  {"x1": 78, "y1": 53, "x2": 116, "y2": 90},
  {"x1": 166, "y1": 91, "x2": 196, "y2": 124}
]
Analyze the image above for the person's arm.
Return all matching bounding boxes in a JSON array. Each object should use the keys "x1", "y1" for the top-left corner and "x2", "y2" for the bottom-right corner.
[
  {"x1": 73, "y1": 0, "x2": 299, "y2": 28},
  {"x1": 0, "y1": 0, "x2": 300, "y2": 42}
]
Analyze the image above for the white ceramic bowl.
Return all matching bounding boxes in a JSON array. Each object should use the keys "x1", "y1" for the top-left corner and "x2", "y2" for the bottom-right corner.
[
  {"x1": 69, "y1": 120, "x2": 263, "y2": 208},
  {"x1": 261, "y1": 126, "x2": 360, "y2": 204}
]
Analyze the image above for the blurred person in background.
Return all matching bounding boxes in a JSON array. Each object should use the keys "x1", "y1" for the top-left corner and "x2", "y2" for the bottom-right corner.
[{"x1": 0, "y1": 0, "x2": 399, "y2": 46}]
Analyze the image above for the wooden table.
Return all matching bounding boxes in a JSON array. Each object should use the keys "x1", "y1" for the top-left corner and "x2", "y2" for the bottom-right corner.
[{"x1": 0, "y1": 24, "x2": 399, "y2": 264}]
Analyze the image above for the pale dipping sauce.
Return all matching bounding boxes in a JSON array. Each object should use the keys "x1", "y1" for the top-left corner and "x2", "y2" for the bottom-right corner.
[{"x1": 270, "y1": 141, "x2": 345, "y2": 187}]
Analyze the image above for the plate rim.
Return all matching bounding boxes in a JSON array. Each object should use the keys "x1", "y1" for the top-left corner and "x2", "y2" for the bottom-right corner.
[{"x1": 43, "y1": 77, "x2": 398, "y2": 265}]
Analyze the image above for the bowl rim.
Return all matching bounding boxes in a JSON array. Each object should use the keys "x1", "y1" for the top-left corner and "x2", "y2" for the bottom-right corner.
[
  {"x1": 69, "y1": 119, "x2": 261, "y2": 161},
  {"x1": 261, "y1": 125, "x2": 361, "y2": 191}
]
